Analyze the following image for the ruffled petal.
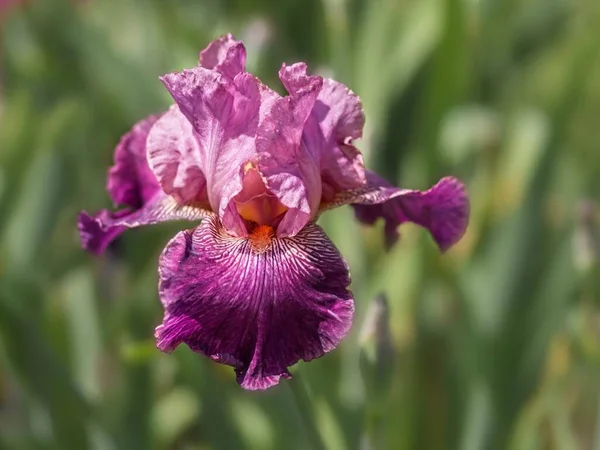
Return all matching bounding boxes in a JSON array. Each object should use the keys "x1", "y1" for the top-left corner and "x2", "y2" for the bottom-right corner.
[
  {"x1": 155, "y1": 215, "x2": 354, "y2": 390},
  {"x1": 81, "y1": 113, "x2": 175, "y2": 254},
  {"x1": 78, "y1": 193, "x2": 210, "y2": 254},
  {"x1": 107, "y1": 114, "x2": 162, "y2": 209},
  {"x1": 78, "y1": 210, "x2": 128, "y2": 255},
  {"x1": 159, "y1": 68, "x2": 263, "y2": 235},
  {"x1": 146, "y1": 105, "x2": 210, "y2": 206},
  {"x1": 279, "y1": 63, "x2": 366, "y2": 201},
  {"x1": 199, "y1": 34, "x2": 246, "y2": 79},
  {"x1": 256, "y1": 72, "x2": 323, "y2": 236},
  {"x1": 160, "y1": 65, "x2": 323, "y2": 237},
  {"x1": 334, "y1": 171, "x2": 469, "y2": 251}
]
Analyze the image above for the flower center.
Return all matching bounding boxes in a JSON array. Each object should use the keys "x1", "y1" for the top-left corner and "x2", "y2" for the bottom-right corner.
[
  {"x1": 234, "y1": 165, "x2": 288, "y2": 228},
  {"x1": 247, "y1": 223, "x2": 275, "y2": 253},
  {"x1": 236, "y1": 193, "x2": 287, "y2": 225}
]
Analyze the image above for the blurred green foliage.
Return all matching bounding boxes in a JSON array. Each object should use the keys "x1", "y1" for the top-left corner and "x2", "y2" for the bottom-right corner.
[{"x1": 1, "y1": 0, "x2": 600, "y2": 449}]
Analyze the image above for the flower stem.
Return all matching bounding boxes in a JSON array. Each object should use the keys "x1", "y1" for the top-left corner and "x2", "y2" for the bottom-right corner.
[{"x1": 288, "y1": 373, "x2": 327, "y2": 450}]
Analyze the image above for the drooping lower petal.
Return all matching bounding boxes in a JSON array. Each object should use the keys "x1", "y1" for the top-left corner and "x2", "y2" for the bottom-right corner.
[
  {"x1": 107, "y1": 114, "x2": 162, "y2": 209},
  {"x1": 78, "y1": 192, "x2": 210, "y2": 254},
  {"x1": 329, "y1": 171, "x2": 469, "y2": 252},
  {"x1": 78, "y1": 209, "x2": 129, "y2": 255},
  {"x1": 155, "y1": 215, "x2": 354, "y2": 390},
  {"x1": 80, "y1": 113, "x2": 171, "y2": 254}
]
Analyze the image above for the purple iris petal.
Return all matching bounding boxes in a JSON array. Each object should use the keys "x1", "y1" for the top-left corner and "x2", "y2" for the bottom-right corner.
[
  {"x1": 79, "y1": 115, "x2": 161, "y2": 253},
  {"x1": 107, "y1": 114, "x2": 162, "y2": 209},
  {"x1": 155, "y1": 215, "x2": 354, "y2": 390},
  {"x1": 79, "y1": 113, "x2": 211, "y2": 254},
  {"x1": 349, "y1": 172, "x2": 469, "y2": 251},
  {"x1": 79, "y1": 34, "x2": 470, "y2": 391},
  {"x1": 79, "y1": 36, "x2": 249, "y2": 255},
  {"x1": 78, "y1": 210, "x2": 128, "y2": 255},
  {"x1": 78, "y1": 193, "x2": 209, "y2": 253}
]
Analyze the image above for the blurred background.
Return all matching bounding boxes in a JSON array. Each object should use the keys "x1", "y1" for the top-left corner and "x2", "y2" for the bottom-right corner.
[{"x1": 1, "y1": 0, "x2": 600, "y2": 449}]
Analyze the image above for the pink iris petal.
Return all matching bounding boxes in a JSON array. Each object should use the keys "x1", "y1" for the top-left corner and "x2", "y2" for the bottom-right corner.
[
  {"x1": 146, "y1": 105, "x2": 210, "y2": 206},
  {"x1": 255, "y1": 72, "x2": 323, "y2": 236},
  {"x1": 78, "y1": 34, "x2": 471, "y2": 392},
  {"x1": 348, "y1": 171, "x2": 469, "y2": 251},
  {"x1": 155, "y1": 215, "x2": 354, "y2": 390},
  {"x1": 199, "y1": 33, "x2": 246, "y2": 79},
  {"x1": 279, "y1": 63, "x2": 366, "y2": 201},
  {"x1": 158, "y1": 65, "x2": 323, "y2": 237},
  {"x1": 157, "y1": 68, "x2": 262, "y2": 235}
]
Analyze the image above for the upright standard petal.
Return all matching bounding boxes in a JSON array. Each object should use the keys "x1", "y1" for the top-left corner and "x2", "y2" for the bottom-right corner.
[
  {"x1": 199, "y1": 34, "x2": 246, "y2": 79},
  {"x1": 146, "y1": 105, "x2": 210, "y2": 206},
  {"x1": 159, "y1": 66, "x2": 324, "y2": 237},
  {"x1": 159, "y1": 68, "x2": 263, "y2": 235},
  {"x1": 279, "y1": 63, "x2": 366, "y2": 201},
  {"x1": 329, "y1": 171, "x2": 469, "y2": 251},
  {"x1": 255, "y1": 74, "x2": 323, "y2": 236},
  {"x1": 155, "y1": 215, "x2": 354, "y2": 390}
]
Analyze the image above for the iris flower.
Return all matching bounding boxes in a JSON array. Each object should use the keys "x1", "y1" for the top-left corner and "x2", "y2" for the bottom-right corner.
[{"x1": 79, "y1": 35, "x2": 469, "y2": 390}]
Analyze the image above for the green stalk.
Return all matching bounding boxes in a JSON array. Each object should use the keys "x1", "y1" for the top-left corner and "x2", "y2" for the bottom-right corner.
[{"x1": 288, "y1": 374, "x2": 327, "y2": 450}]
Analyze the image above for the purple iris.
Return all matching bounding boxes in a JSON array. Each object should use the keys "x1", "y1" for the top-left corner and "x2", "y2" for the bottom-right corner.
[{"x1": 79, "y1": 34, "x2": 469, "y2": 390}]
